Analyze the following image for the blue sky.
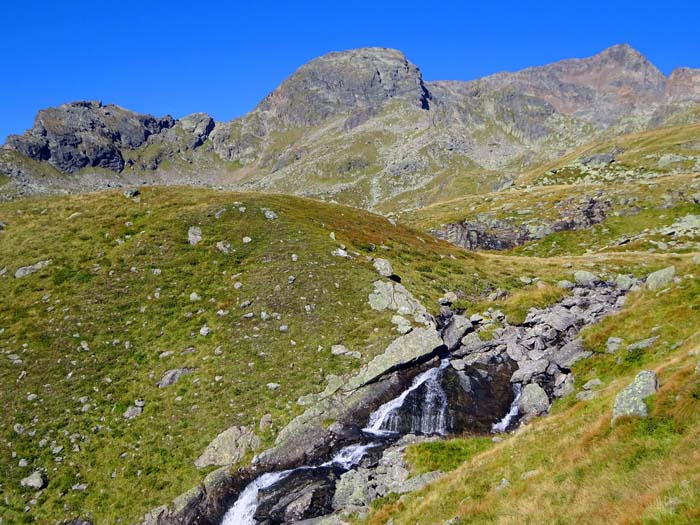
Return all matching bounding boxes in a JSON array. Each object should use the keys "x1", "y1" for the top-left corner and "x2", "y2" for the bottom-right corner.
[{"x1": 2, "y1": 0, "x2": 699, "y2": 141}]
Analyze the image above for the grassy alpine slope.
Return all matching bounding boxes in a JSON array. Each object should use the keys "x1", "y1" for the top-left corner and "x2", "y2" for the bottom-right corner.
[
  {"x1": 360, "y1": 255, "x2": 700, "y2": 524},
  {"x1": 0, "y1": 186, "x2": 589, "y2": 524}
]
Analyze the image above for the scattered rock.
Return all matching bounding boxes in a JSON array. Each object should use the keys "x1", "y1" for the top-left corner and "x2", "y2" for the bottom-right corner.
[
  {"x1": 242, "y1": 236, "x2": 252, "y2": 244},
  {"x1": 157, "y1": 368, "x2": 195, "y2": 388},
  {"x1": 263, "y1": 209, "x2": 278, "y2": 220},
  {"x1": 216, "y1": 241, "x2": 231, "y2": 254},
  {"x1": 627, "y1": 336, "x2": 659, "y2": 352},
  {"x1": 15, "y1": 259, "x2": 51, "y2": 278},
  {"x1": 606, "y1": 337, "x2": 623, "y2": 353},
  {"x1": 373, "y1": 258, "x2": 394, "y2": 277},
  {"x1": 187, "y1": 226, "x2": 202, "y2": 245},
  {"x1": 646, "y1": 266, "x2": 675, "y2": 291},
  {"x1": 20, "y1": 470, "x2": 47, "y2": 489},
  {"x1": 612, "y1": 370, "x2": 659, "y2": 424},
  {"x1": 123, "y1": 405, "x2": 143, "y2": 420},
  {"x1": 259, "y1": 414, "x2": 273, "y2": 431},
  {"x1": 199, "y1": 325, "x2": 211, "y2": 337},
  {"x1": 194, "y1": 426, "x2": 261, "y2": 468}
]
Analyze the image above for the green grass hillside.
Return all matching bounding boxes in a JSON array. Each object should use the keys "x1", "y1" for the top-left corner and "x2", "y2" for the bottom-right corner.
[
  {"x1": 361, "y1": 255, "x2": 700, "y2": 525},
  {"x1": 0, "y1": 187, "x2": 588, "y2": 524}
]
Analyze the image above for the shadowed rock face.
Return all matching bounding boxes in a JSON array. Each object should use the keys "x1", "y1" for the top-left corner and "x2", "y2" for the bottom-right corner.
[
  {"x1": 4, "y1": 101, "x2": 174, "y2": 173},
  {"x1": 254, "y1": 466, "x2": 343, "y2": 524},
  {"x1": 380, "y1": 359, "x2": 517, "y2": 435}
]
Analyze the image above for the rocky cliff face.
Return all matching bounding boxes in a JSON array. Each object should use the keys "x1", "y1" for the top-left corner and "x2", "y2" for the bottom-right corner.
[
  {"x1": 4, "y1": 101, "x2": 175, "y2": 173},
  {"x1": 3, "y1": 45, "x2": 700, "y2": 207}
]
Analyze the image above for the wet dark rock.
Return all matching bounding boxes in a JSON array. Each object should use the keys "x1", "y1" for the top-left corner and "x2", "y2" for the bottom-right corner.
[{"x1": 254, "y1": 466, "x2": 343, "y2": 524}]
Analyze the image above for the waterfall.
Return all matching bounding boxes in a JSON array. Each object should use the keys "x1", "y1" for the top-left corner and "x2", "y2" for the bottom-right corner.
[
  {"x1": 491, "y1": 383, "x2": 522, "y2": 433},
  {"x1": 222, "y1": 443, "x2": 378, "y2": 525},
  {"x1": 365, "y1": 360, "x2": 449, "y2": 436},
  {"x1": 222, "y1": 470, "x2": 293, "y2": 525},
  {"x1": 322, "y1": 442, "x2": 379, "y2": 469}
]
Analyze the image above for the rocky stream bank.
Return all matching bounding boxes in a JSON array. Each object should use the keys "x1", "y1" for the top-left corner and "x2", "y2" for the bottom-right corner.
[{"x1": 143, "y1": 262, "x2": 638, "y2": 525}]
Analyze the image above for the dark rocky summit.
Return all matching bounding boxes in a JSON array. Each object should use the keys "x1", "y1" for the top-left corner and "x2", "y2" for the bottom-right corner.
[{"x1": 5, "y1": 101, "x2": 174, "y2": 173}]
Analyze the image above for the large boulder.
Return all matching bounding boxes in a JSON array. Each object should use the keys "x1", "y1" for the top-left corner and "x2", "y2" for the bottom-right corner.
[
  {"x1": 646, "y1": 266, "x2": 676, "y2": 291},
  {"x1": 517, "y1": 384, "x2": 550, "y2": 422},
  {"x1": 442, "y1": 315, "x2": 473, "y2": 351},
  {"x1": 612, "y1": 370, "x2": 658, "y2": 424},
  {"x1": 194, "y1": 426, "x2": 260, "y2": 468},
  {"x1": 345, "y1": 327, "x2": 442, "y2": 390}
]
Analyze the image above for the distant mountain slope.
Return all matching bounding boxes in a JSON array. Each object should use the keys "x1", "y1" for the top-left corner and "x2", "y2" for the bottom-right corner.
[{"x1": 2, "y1": 45, "x2": 700, "y2": 208}]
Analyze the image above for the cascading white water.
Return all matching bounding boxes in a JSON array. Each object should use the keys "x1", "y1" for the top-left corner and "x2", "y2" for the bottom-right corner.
[
  {"x1": 365, "y1": 359, "x2": 450, "y2": 436},
  {"x1": 222, "y1": 470, "x2": 293, "y2": 525},
  {"x1": 322, "y1": 442, "x2": 379, "y2": 469},
  {"x1": 491, "y1": 383, "x2": 522, "y2": 433},
  {"x1": 221, "y1": 442, "x2": 378, "y2": 525}
]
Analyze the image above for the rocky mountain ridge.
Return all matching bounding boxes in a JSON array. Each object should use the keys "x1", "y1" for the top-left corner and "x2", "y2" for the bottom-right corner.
[{"x1": 3, "y1": 45, "x2": 700, "y2": 209}]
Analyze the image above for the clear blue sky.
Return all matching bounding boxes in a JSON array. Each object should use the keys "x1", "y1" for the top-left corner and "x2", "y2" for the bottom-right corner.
[{"x1": 2, "y1": 0, "x2": 699, "y2": 141}]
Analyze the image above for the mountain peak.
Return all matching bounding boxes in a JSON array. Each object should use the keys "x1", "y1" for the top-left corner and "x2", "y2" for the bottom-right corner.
[{"x1": 255, "y1": 47, "x2": 430, "y2": 126}]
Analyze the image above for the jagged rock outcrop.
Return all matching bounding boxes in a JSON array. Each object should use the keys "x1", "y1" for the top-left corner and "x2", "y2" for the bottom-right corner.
[
  {"x1": 4, "y1": 101, "x2": 175, "y2": 173},
  {"x1": 433, "y1": 196, "x2": 612, "y2": 251}
]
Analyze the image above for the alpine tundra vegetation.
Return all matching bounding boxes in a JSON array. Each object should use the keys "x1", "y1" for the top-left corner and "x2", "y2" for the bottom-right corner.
[{"x1": 2, "y1": 39, "x2": 700, "y2": 525}]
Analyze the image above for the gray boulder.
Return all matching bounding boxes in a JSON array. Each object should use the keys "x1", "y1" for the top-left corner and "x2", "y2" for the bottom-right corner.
[
  {"x1": 345, "y1": 327, "x2": 442, "y2": 390},
  {"x1": 511, "y1": 359, "x2": 548, "y2": 383},
  {"x1": 442, "y1": 315, "x2": 473, "y2": 351},
  {"x1": 372, "y1": 258, "x2": 394, "y2": 277},
  {"x1": 187, "y1": 226, "x2": 202, "y2": 245},
  {"x1": 547, "y1": 339, "x2": 592, "y2": 368},
  {"x1": 20, "y1": 470, "x2": 47, "y2": 489},
  {"x1": 612, "y1": 370, "x2": 658, "y2": 424},
  {"x1": 517, "y1": 383, "x2": 550, "y2": 422},
  {"x1": 615, "y1": 274, "x2": 637, "y2": 291},
  {"x1": 157, "y1": 368, "x2": 194, "y2": 388},
  {"x1": 646, "y1": 266, "x2": 675, "y2": 291},
  {"x1": 15, "y1": 259, "x2": 51, "y2": 278},
  {"x1": 573, "y1": 270, "x2": 599, "y2": 286},
  {"x1": 194, "y1": 426, "x2": 261, "y2": 468}
]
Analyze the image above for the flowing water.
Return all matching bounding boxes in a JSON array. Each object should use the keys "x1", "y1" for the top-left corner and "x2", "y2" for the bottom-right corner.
[
  {"x1": 221, "y1": 443, "x2": 379, "y2": 525},
  {"x1": 222, "y1": 470, "x2": 294, "y2": 525},
  {"x1": 364, "y1": 359, "x2": 450, "y2": 436},
  {"x1": 491, "y1": 383, "x2": 522, "y2": 433},
  {"x1": 223, "y1": 359, "x2": 473, "y2": 523}
]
